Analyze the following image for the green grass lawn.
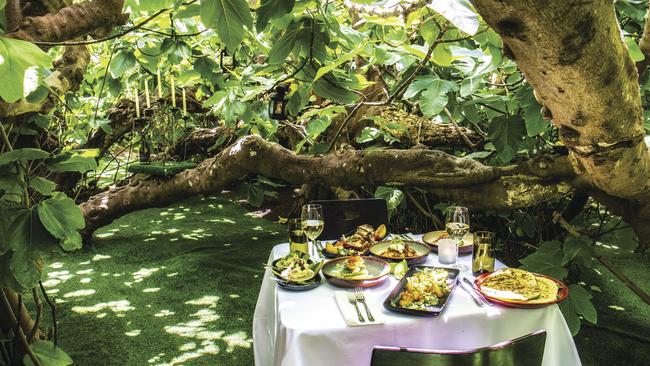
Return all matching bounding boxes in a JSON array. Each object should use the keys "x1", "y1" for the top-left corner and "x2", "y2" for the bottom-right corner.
[
  {"x1": 40, "y1": 196, "x2": 283, "y2": 365},
  {"x1": 36, "y1": 196, "x2": 650, "y2": 365}
]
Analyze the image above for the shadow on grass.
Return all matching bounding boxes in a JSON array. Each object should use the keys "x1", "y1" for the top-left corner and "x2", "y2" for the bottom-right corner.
[{"x1": 39, "y1": 196, "x2": 284, "y2": 366}]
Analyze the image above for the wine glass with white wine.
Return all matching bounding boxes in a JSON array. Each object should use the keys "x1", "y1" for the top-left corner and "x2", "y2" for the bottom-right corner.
[
  {"x1": 445, "y1": 206, "x2": 470, "y2": 271},
  {"x1": 301, "y1": 204, "x2": 324, "y2": 258}
]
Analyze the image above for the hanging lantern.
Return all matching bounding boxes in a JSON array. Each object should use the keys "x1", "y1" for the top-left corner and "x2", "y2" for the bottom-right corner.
[
  {"x1": 139, "y1": 130, "x2": 151, "y2": 163},
  {"x1": 269, "y1": 85, "x2": 289, "y2": 120}
]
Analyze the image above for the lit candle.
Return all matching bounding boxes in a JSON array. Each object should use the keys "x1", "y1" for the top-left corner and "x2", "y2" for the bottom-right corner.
[
  {"x1": 182, "y1": 88, "x2": 187, "y2": 116},
  {"x1": 437, "y1": 239, "x2": 458, "y2": 265},
  {"x1": 156, "y1": 69, "x2": 162, "y2": 99},
  {"x1": 171, "y1": 75, "x2": 176, "y2": 108},
  {"x1": 144, "y1": 81, "x2": 151, "y2": 108},
  {"x1": 134, "y1": 86, "x2": 140, "y2": 118}
]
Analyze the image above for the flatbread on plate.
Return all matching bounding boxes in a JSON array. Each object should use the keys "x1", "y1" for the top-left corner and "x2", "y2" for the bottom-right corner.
[
  {"x1": 526, "y1": 276, "x2": 559, "y2": 304},
  {"x1": 480, "y1": 268, "x2": 541, "y2": 301}
]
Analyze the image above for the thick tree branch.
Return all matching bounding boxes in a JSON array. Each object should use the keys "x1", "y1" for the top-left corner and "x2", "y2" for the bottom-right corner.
[
  {"x1": 7, "y1": 0, "x2": 128, "y2": 43},
  {"x1": 472, "y1": 0, "x2": 650, "y2": 203},
  {"x1": 79, "y1": 135, "x2": 573, "y2": 237}
]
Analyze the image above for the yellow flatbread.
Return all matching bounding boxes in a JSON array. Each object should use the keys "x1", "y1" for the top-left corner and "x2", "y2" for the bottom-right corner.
[
  {"x1": 480, "y1": 268, "x2": 541, "y2": 301},
  {"x1": 526, "y1": 277, "x2": 559, "y2": 304}
]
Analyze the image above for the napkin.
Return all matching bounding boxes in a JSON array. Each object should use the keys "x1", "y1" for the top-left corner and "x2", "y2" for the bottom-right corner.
[{"x1": 334, "y1": 291, "x2": 385, "y2": 327}]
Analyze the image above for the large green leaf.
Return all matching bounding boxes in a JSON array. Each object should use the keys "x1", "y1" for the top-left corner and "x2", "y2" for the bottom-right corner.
[
  {"x1": 559, "y1": 284, "x2": 597, "y2": 335},
  {"x1": 24, "y1": 340, "x2": 73, "y2": 366},
  {"x1": 420, "y1": 86, "x2": 449, "y2": 118},
  {"x1": 37, "y1": 193, "x2": 85, "y2": 251},
  {"x1": 487, "y1": 115, "x2": 526, "y2": 163},
  {"x1": 29, "y1": 176, "x2": 56, "y2": 196},
  {"x1": 427, "y1": 0, "x2": 479, "y2": 35},
  {"x1": 0, "y1": 174, "x2": 24, "y2": 202},
  {"x1": 313, "y1": 40, "x2": 366, "y2": 83},
  {"x1": 404, "y1": 75, "x2": 457, "y2": 99},
  {"x1": 374, "y1": 186, "x2": 405, "y2": 219},
  {"x1": 625, "y1": 36, "x2": 645, "y2": 62},
  {"x1": 561, "y1": 235, "x2": 594, "y2": 265},
  {"x1": 0, "y1": 251, "x2": 24, "y2": 291},
  {"x1": 0, "y1": 148, "x2": 50, "y2": 166},
  {"x1": 256, "y1": 0, "x2": 294, "y2": 31},
  {"x1": 201, "y1": 0, "x2": 253, "y2": 52},
  {"x1": 0, "y1": 37, "x2": 52, "y2": 102},
  {"x1": 519, "y1": 240, "x2": 568, "y2": 279},
  {"x1": 46, "y1": 151, "x2": 97, "y2": 173},
  {"x1": 517, "y1": 86, "x2": 549, "y2": 137},
  {"x1": 4, "y1": 208, "x2": 53, "y2": 290},
  {"x1": 268, "y1": 24, "x2": 300, "y2": 64},
  {"x1": 108, "y1": 50, "x2": 135, "y2": 78}
]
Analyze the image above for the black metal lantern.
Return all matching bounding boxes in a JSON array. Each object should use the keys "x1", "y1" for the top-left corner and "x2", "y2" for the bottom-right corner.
[
  {"x1": 268, "y1": 85, "x2": 289, "y2": 120},
  {"x1": 139, "y1": 128, "x2": 151, "y2": 163}
]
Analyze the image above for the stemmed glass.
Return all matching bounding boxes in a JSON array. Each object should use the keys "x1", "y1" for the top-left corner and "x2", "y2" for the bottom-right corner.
[
  {"x1": 445, "y1": 206, "x2": 470, "y2": 271},
  {"x1": 301, "y1": 204, "x2": 324, "y2": 258}
]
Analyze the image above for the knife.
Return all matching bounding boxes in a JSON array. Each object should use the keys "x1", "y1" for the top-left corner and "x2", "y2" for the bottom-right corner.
[
  {"x1": 457, "y1": 280, "x2": 484, "y2": 307},
  {"x1": 463, "y1": 277, "x2": 492, "y2": 306}
]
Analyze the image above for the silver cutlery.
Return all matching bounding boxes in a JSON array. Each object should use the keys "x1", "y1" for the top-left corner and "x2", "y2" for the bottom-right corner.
[
  {"x1": 462, "y1": 277, "x2": 492, "y2": 306},
  {"x1": 458, "y1": 280, "x2": 484, "y2": 307},
  {"x1": 347, "y1": 290, "x2": 365, "y2": 322},
  {"x1": 354, "y1": 287, "x2": 374, "y2": 322}
]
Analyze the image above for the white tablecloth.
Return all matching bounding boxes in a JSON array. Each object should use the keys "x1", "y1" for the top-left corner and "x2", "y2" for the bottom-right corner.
[{"x1": 253, "y1": 237, "x2": 581, "y2": 366}]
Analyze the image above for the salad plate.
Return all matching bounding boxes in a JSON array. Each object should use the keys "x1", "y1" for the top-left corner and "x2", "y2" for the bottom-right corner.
[
  {"x1": 270, "y1": 252, "x2": 323, "y2": 291},
  {"x1": 383, "y1": 266, "x2": 459, "y2": 316}
]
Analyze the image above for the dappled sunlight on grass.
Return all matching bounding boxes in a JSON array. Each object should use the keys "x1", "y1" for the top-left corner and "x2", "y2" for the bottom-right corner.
[
  {"x1": 63, "y1": 289, "x2": 96, "y2": 298},
  {"x1": 71, "y1": 300, "x2": 135, "y2": 314},
  {"x1": 37, "y1": 196, "x2": 285, "y2": 365}
]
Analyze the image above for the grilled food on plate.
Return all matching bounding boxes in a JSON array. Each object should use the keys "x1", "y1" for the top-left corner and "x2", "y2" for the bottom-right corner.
[{"x1": 324, "y1": 224, "x2": 387, "y2": 256}]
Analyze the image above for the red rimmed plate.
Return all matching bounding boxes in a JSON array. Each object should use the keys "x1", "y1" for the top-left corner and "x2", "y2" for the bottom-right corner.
[
  {"x1": 473, "y1": 271, "x2": 569, "y2": 308},
  {"x1": 322, "y1": 256, "x2": 390, "y2": 288}
]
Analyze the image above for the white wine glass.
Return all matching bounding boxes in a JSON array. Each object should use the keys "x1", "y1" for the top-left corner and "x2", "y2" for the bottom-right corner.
[
  {"x1": 301, "y1": 204, "x2": 324, "y2": 258},
  {"x1": 445, "y1": 206, "x2": 470, "y2": 271}
]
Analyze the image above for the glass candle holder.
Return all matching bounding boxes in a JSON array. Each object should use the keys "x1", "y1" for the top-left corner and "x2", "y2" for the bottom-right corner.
[{"x1": 438, "y1": 238, "x2": 458, "y2": 265}]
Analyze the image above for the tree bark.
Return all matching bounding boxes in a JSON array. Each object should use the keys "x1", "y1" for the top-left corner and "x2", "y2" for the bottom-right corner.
[
  {"x1": 471, "y1": 0, "x2": 650, "y2": 251},
  {"x1": 79, "y1": 135, "x2": 575, "y2": 238},
  {"x1": 0, "y1": 0, "x2": 127, "y2": 118},
  {"x1": 6, "y1": 0, "x2": 128, "y2": 43}
]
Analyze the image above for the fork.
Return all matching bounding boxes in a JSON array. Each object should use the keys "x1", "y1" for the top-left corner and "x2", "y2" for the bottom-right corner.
[
  {"x1": 355, "y1": 287, "x2": 375, "y2": 322},
  {"x1": 347, "y1": 290, "x2": 365, "y2": 322}
]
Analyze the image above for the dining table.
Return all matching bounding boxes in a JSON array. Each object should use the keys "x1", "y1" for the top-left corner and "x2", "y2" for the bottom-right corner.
[{"x1": 252, "y1": 234, "x2": 582, "y2": 366}]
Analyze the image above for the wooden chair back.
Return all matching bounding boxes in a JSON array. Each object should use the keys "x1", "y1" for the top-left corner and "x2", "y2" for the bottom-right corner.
[{"x1": 311, "y1": 199, "x2": 388, "y2": 240}]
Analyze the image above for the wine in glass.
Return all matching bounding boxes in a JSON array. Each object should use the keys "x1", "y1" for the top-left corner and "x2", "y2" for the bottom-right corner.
[
  {"x1": 445, "y1": 206, "x2": 470, "y2": 271},
  {"x1": 301, "y1": 204, "x2": 324, "y2": 258}
]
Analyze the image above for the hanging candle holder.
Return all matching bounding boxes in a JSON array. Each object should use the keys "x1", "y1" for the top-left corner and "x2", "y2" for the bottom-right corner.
[
  {"x1": 269, "y1": 84, "x2": 289, "y2": 120},
  {"x1": 139, "y1": 129, "x2": 151, "y2": 163}
]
